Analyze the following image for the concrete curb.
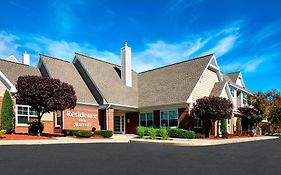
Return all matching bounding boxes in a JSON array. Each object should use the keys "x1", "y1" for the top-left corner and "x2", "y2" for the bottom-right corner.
[{"x1": 129, "y1": 136, "x2": 279, "y2": 146}]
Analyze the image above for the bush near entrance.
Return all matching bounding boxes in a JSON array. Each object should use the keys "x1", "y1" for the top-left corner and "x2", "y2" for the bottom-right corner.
[
  {"x1": 94, "y1": 130, "x2": 113, "y2": 138},
  {"x1": 0, "y1": 90, "x2": 14, "y2": 133},
  {"x1": 136, "y1": 127, "x2": 195, "y2": 139},
  {"x1": 77, "y1": 130, "x2": 93, "y2": 138}
]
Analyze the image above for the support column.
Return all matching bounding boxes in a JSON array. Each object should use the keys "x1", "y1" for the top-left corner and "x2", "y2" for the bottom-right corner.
[{"x1": 107, "y1": 108, "x2": 114, "y2": 131}]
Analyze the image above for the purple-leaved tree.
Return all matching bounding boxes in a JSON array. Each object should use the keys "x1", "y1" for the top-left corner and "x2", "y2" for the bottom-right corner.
[
  {"x1": 191, "y1": 96, "x2": 233, "y2": 137},
  {"x1": 14, "y1": 75, "x2": 77, "y2": 134}
]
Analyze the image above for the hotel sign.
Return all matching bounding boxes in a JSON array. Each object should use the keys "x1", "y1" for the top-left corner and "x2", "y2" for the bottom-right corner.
[{"x1": 63, "y1": 110, "x2": 98, "y2": 130}]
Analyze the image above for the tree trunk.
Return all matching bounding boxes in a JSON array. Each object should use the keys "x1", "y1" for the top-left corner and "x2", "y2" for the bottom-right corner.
[{"x1": 37, "y1": 113, "x2": 43, "y2": 136}]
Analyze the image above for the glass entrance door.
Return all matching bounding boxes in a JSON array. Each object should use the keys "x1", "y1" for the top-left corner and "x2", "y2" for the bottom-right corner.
[{"x1": 114, "y1": 115, "x2": 125, "y2": 134}]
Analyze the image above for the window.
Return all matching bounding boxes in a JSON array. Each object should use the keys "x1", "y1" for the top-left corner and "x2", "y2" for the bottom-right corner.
[
  {"x1": 160, "y1": 110, "x2": 178, "y2": 128},
  {"x1": 55, "y1": 111, "x2": 63, "y2": 127},
  {"x1": 16, "y1": 105, "x2": 37, "y2": 125},
  {"x1": 242, "y1": 93, "x2": 247, "y2": 105},
  {"x1": 230, "y1": 86, "x2": 235, "y2": 97},
  {"x1": 194, "y1": 117, "x2": 203, "y2": 128},
  {"x1": 139, "y1": 112, "x2": 153, "y2": 127}
]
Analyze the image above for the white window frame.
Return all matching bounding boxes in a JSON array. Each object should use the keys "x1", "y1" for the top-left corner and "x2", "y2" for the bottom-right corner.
[
  {"x1": 160, "y1": 109, "x2": 178, "y2": 128},
  {"x1": 194, "y1": 117, "x2": 203, "y2": 129},
  {"x1": 139, "y1": 112, "x2": 154, "y2": 127},
  {"x1": 227, "y1": 119, "x2": 231, "y2": 133},
  {"x1": 55, "y1": 110, "x2": 63, "y2": 128},
  {"x1": 15, "y1": 104, "x2": 37, "y2": 126}
]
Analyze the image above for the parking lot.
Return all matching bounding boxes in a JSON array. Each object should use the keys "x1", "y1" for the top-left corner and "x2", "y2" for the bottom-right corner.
[{"x1": 0, "y1": 139, "x2": 280, "y2": 175}]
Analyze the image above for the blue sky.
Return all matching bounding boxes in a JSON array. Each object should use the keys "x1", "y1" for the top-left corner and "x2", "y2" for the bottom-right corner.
[{"x1": 0, "y1": 0, "x2": 280, "y2": 92}]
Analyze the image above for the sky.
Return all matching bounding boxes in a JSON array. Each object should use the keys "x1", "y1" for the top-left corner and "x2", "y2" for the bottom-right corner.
[{"x1": 0, "y1": 0, "x2": 280, "y2": 92}]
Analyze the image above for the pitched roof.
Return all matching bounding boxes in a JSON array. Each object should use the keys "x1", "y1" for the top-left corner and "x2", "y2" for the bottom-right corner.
[
  {"x1": 0, "y1": 59, "x2": 41, "y2": 85},
  {"x1": 210, "y1": 81, "x2": 226, "y2": 96},
  {"x1": 39, "y1": 54, "x2": 98, "y2": 105},
  {"x1": 74, "y1": 53, "x2": 138, "y2": 107},
  {"x1": 138, "y1": 54, "x2": 214, "y2": 107},
  {"x1": 223, "y1": 72, "x2": 240, "y2": 84}
]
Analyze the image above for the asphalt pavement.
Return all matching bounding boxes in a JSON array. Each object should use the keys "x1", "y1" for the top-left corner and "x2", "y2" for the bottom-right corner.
[{"x1": 0, "y1": 139, "x2": 280, "y2": 175}]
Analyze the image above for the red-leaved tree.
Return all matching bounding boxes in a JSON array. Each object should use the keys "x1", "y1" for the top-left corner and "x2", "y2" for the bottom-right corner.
[
  {"x1": 14, "y1": 75, "x2": 77, "y2": 133},
  {"x1": 191, "y1": 96, "x2": 233, "y2": 137}
]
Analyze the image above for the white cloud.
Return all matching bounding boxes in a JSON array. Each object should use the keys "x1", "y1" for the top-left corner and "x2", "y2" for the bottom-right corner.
[
  {"x1": 221, "y1": 58, "x2": 265, "y2": 73},
  {"x1": 204, "y1": 34, "x2": 238, "y2": 57},
  {"x1": 0, "y1": 31, "x2": 21, "y2": 59},
  {"x1": 34, "y1": 36, "x2": 120, "y2": 64},
  {"x1": 133, "y1": 38, "x2": 210, "y2": 72}
]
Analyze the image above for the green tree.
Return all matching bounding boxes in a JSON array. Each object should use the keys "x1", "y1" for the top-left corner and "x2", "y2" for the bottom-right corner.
[
  {"x1": 236, "y1": 118, "x2": 242, "y2": 136},
  {"x1": 220, "y1": 119, "x2": 227, "y2": 132},
  {"x1": 238, "y1": 93, "x2": 266, "y2": 129},
  {"x1": 1, "y1": 90, "x2": 14, "y2": 133}
]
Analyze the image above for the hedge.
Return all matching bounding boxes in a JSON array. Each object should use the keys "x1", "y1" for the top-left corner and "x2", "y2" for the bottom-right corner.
[
  {"x1": 168, "y1": 128, "x2": 195, "y2": 139},
  {"x1": 63, "y1": 130, "x2": 80, "y2": 136},
  {"x1": 77, "y1": 130, "x2": 93, "y2": 138},
  {"x1": 94, "y1": 130, "x2": 113, "y2": 138}
]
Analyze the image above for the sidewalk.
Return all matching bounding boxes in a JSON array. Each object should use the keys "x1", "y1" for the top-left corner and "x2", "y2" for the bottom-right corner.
[
  {"x1": 0, "y1": 134, "x2": 278, "y2": 146},
  {"x1": 130, "y1": 136, "x2": 279, "y2": 146},
  {"x1": 0, "y1": 134, "x2": 135, "y2": 146}
]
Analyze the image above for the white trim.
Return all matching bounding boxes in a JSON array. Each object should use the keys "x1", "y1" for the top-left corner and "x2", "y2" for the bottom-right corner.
[
  {"x1": 186, "y1": 54, "x2": 223, "y2": 103},
  {"x1": 55, "y1": 110, "x2": 63, "y2": 128},
  {"x1": 76, "y1": 101, "x2": 99, "y2": 106},
  {"x1": 160, "y1": 109, "x2": 179, "y2": 128},
  {"x1": 0, "y1": 71, "x2": 17, "y2": 93},
  {"x1": 108, "y1": 103, "x2": 138, "y2": 109},
  {"x1": 74, "y1": 56, "x2": 108, "y2": 104},
  {"x1": 15, "y1": 104, "x2": 37, "y2": 127}
]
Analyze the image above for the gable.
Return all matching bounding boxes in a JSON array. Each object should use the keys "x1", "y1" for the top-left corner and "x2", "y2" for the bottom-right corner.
[{"x1": 192, "y1": 68, "x2": 220, "y2": 103}]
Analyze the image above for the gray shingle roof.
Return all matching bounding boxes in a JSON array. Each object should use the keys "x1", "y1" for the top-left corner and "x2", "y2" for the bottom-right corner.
[
  {"x1": 223, "y1": 72, "x2": 240, "y2": 85},
  {"x1": 75, "y1": 53, "x2": 138, "y2": 107},
  {"x1": 39, "y1": 55, "x2": 98, "y2": 105},
  {"x1": 0, "y1": 59, "x2": 41, "y2": 85},
  {"x1": 210, "y1": 81, "x2": 226, "y2": 96},
  {"x1": 138, "y1": 54, "x2": 213, "y2": 107}
]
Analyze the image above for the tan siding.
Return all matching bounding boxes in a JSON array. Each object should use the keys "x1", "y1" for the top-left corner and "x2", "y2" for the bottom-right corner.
[
  {"x1": 236, "y1": 78, "x2": 243, "y2": 87},
  {"x1": 220, "y1": 87, "x2": 229, "y2": 99},
  {"x1": 192, "y1": 68, "x2": 219, "y2": 103},
  {"x1": 0, "y1": 80, "x2": 8, "y2": 96}
]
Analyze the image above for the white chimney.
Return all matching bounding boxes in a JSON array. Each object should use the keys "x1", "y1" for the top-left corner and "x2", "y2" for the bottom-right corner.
[
  {"x1": 22, "y1": 50, "x2": 30, "y2": 65},
  {"x1": 121, "y1": 41, "x2": 132, "y2": 87}
]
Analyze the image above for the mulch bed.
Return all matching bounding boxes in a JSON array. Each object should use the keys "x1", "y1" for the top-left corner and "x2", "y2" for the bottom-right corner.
[
  {"x1": 67, "y1": 135, "x2": 107, "y2": 139},
  {"x1": 0, "y1": 134, "x2": 53, "y2": 140},
  {"x1": 202, "y1": 135, "x2": 256, "y2": 140}
]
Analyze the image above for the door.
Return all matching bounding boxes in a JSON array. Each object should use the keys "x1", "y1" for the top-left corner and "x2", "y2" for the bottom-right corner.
[{"x1": 114, "y1": 115, "x2": 125, "y2": 134}]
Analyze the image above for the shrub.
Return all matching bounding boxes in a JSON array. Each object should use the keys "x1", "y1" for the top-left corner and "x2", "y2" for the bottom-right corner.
[
  {"x1": 159, "y1": 127, "x2": 169, "y2": 140},
  {"x1": 195, "y1": 133, "x2": 205, "y2": 138},
  {"x1": 27, "y1": 119, "x2": 44, "y2": 135},
  {"x1": 168, "y1": 128, "x2": 195, "y2": 139},
  {"x1": 63, "y1": 130, "x2": 79, "y2": 136},
  {"x1": 147, "y1": 128, "x2": 157, "y2": 139},
  {"x1": 236, "y1": 118, "x2": 242, "y2": 136},
  {"x1": 77, "y1": 130, "x2": 93, "y2": 138},
  {"x1": 136, "y1": 126, "x2": 146, "y2": 138},
  {"x1": 221, "y1": 119, "x2": 227, "y2": 132},
  {"x1": 94, "y1": 130, "x2": 113, "y2": 138},
  {"x1": 222, "y1": 130, "x2": 229, "y2": 139},
  {"x1": 0, "y1": 130, "x2": 6, "y2": 138},
  {"x1": 0, "y1": 90, "x2": 14, "y2": 133}
]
